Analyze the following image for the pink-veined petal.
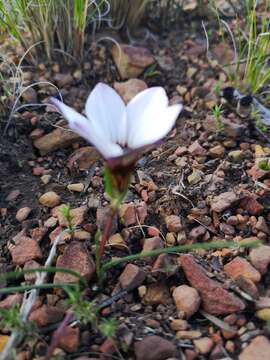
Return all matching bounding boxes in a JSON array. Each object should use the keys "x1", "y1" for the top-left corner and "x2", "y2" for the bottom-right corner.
[
  {"x1": 85, "y1": 83, "x2": 127, "y2": 146},
  {"x1": 126, "y1": 87, "x2": 169, "y2": 147},
  {"x1": 49, "y1": 97, "x2": 123, "y2": 158}
]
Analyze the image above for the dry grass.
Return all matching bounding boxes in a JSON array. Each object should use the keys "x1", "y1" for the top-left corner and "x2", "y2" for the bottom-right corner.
[{"x1": 108, "y1": 0, "x2": 150, "y2": 30}]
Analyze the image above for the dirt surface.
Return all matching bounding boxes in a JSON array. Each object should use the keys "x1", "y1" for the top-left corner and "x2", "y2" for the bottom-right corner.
[{"x1": 1, "y1": 11, "x2": 270, "y2": 360}]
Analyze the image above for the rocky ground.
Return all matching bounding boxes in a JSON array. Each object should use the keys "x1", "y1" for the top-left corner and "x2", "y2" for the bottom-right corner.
[{"x1": 1, "y1": 11, "x2": 270, "y2": 360}]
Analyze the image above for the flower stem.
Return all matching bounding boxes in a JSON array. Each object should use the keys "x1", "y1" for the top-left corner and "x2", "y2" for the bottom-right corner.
[
  {"x1": 99, "y1": 209, "x2": 115, "y2": 258},
  {"x1": 102, "y1": 239, "x2": 260, "y2": 272},
  {"x1": 45, "y1": 311, "x2": 74, "y2": 360}
]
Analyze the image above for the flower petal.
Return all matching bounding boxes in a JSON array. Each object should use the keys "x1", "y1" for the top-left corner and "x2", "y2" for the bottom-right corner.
[
  {"x1": 126, "y1": 87, "x2": 169, "y2": 147},
  {"x1": 126, "y1": 86, "x2": 182, "y2": 148},
  {"x1": 85, "y1": 83, "x2": 127, "y2": 146},
  {"x1": 49, "y1": 97, "x2": 123, "y2": 158},
  {"x1": 128, "y1": 103, "x2": 182, "y2": 148}
]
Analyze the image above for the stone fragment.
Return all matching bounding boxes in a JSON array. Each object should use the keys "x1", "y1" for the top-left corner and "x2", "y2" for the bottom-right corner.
[
  {"x1": 73, "y1": 230, "x2": 91, "y2": 241},
  {"x1": 152, "y1": 254, "x2": 177, "y2": 277},
  {"x1": 255, "y1": 216, "x2": 269, "y2": 234},
  {"x1": 34, "y1": 126, "x2": 80, "y2": 155},
  {"x1": 180, "y1": 254, "x2": 245, "y2": 315},
  {"x1": 239, "y1": 336, "x2": 270, "y2": 360},
  {"x1": 49, "y1": 226, "x2": 71, "y2": 244},
  {"x1": 224, "y1": 256, "x2": 261, "y2": 283},
  {"x1": 29, "y1": 305, "x2": 64, "y2": 327},
  {"x1": 240, "y1": 195, "x2": 263, "y2": 215},
  {"x1": 67, "y1": 146, "x2": 100, "y2": 171},
  {"x1": 52, "y1": 205, "x2": 88, "y2": 227},
  {"x1": 54, "y1": 242, "x2": 95, "y2": 284},
  {"x1": 220, "y1": 223, "x2": 235, "y2": 235},
  {"x1": 39, "y1": 191, "x2": 60, "y2": 208},
  {"x1": 15, "y1": 207, "x2": 31, "y2": 222},
  {"x1": 176, "y1": 330, "x2": 202, "y2": 339},
  {"x1": 249, "y1": 245, "x2": 270, "y2": 274},
  {"x1": 193, "y1": 337, "x2": 214, "y2": 355},
  {"x1": 58, "y1": 326, "x2": 80, "y2": 353},
  {"x1": 222, "y1": 118, "x2": 246, "y2": 138},
  {"x1": 229, "y1": 150, "x2": 243, "y2": 161},
  {"x1": 9, "y1": 237, "x2": 42, "y2": 265},
  {"x1": 165, "y1": 215, "x2": 182, "y2": 232},
  {"x1": 108, "y1": 233, "x2": 126, "y2": 250},
  {"x1": 119, "y1": 264, "x2": 146, "y2": 290},
  {"x1": 53, "y1": 73, "x2": 73, "y2": 87},
  {"x1": 235, "y1": 275, "x2": 259, "y2": 298},
  {"x1": 173, "y1": 285, "x2": 200, "y2": 318},
  {"x1": 134, "y1": 335, "x2": 176, "y2": 360},
  {"x1": 30, "y1": 227, "x2": 47, "y2": 242},
  {"x1": 100, "y1": 338, "x2": 117, "y2": 357},
  {"x1": 41, "y1": 174, "x2": 51, "y2": 184},
  {"x1": 114, "y1": 79, "x2": 147, "y2": 103},
  {"x1": 189, "y1": 225, "x2": 206, "y2": 240},
  {"x1": 170, "y1": 319, "x2": 188, "y2": 331},
  {"x1": 188, "y1": 140, "x2": 207, "y2": 156},
  {"x1": 5, "y1": 189, "x2": 20, "y2": 202},
  {"x1": 143, "y1": 283, "x2": 171, "y2": 305},
  {"x1": 211, "y1": 192, "x2": 238, "y2": 213},
  {"x1": 188, "y1": 169, "x2": 203, "y2": 185},
  {"x1": 142, "y1": 237, "x2": 163, "y2": 262},
  {"x1": 256, "y1": 308, "x2": 270, "y2": 321},
  {"x1": 119, "y1": 203, "x2": 136, "y2": 226},
  {"x1": 0, "y1": 294, "x2": 23, "y2": 309},
  {"x1": 209, "y1": 145, "x2": 225, "y2": 158},
  {"x1": 256, "y1": 297, "x2": 270, "y2": 309},
  {"x1": 44, "y1": 216, "x2": 58, "y2": 228},
  {"x1": 67, "y1": 183, "x2": 84, "y2": 192},
  {"x1": 111, "y1": 44, "x2": 155, "y2": 79}
]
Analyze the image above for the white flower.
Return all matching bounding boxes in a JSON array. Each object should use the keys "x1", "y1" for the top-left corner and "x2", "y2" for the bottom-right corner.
[{"x1": 49, "y1": 83, "x2": 182, "y2": 164}]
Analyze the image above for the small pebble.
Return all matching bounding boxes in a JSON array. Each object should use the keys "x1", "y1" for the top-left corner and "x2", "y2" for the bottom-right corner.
[
  {"x1": 15, "y1": 207, "x2": 31, "y2": 222},
  {"x1": 39, "y1": 191, "x2": 61, "y2": 208}
]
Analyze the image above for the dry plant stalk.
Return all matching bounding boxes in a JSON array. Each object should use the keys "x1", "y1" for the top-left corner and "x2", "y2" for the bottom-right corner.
[
  {"x1": 109, "y1": 0, "x2": 150, "y2": 30},
  {"x1": 0, "y1": 232, "x2": 63, "y2": 360}
]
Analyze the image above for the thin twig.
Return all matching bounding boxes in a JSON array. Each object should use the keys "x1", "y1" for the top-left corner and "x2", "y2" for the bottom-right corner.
[{"x1": 0, "y1": 232, "x2": 63, "y2": 360}]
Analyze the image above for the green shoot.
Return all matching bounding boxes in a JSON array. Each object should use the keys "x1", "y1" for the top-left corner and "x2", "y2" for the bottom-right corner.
[
  {"x1": 258, "y1": 159, "x2": 270, "y2": 171},
  {"x1": 214, "y1": 81, "x2": 222, "y2": 97},
  {"x1": 65, "y1": 286, "x2": 118, "y2": 338},
  {"x1": 0, "y1": 305, "x2": 36, "y2": 336},
  {"x1": 0, "y1": 267, "x2": 87, "y2": 286},
  {"x1": 212, "y1": 104, "x2": 224, "y2": 133},
  {"x1": 98, "y1": 318, "x2": 118, "y2": 338},
  {"x1": 253, "y1": 107, "x2": 269, "y2": 133},
  {"x1": 65, "y1": 286, "x2": 98, "y2": 327},
  {"x1": 144, "y1": 64, "x2": 161, "y2": 79},
  {"x1": 60, "y1": 205, "x2": 76, "y2": 235}
]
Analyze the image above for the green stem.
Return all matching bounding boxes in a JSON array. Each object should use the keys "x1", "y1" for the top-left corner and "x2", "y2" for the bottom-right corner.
[
  {"x1": 95, "y1": 230, "x2": 101, "y2": 281},
  {"x1": 102, "y1": 240, "x2": 260, "y2": 272},
  {"x1": 0, "y1": 267, "x2": 87, "y2": 286},
  {"x1": 0, "y1": 283, "x2": 78, "y2": 295},
  {"x1": 99, "y1": 209, "x2": 116, "y2": 258}
]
